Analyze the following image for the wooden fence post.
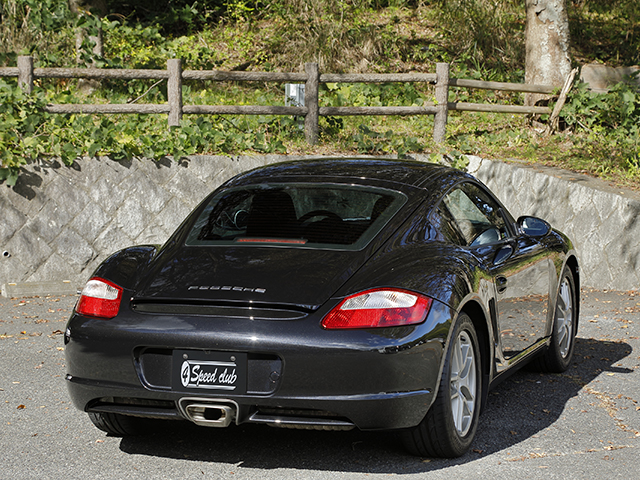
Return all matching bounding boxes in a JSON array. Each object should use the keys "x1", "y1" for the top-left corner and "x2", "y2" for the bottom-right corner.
[
  {"x1": 433, "y1": 62, "x2": 450, "y2": 144},
  {"x1": 304, "y1": 62, "x2": 319, "y2": 145},
  {"x1": 167, "y1": 58, "x2": 183, "y2": 127},
  {"x1": 17, "y1": 56, "x2": 34, "y2": 94}
]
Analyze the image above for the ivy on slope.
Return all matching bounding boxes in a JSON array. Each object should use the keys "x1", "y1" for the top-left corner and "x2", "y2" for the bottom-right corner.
[{"x1": 0, "y1": 80, "x2": 287, "y2": 186}]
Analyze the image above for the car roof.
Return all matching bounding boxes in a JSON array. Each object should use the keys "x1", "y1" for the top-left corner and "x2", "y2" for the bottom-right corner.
[{"x1": 224, "y1": 157, "x2": 457, "y2": 192}]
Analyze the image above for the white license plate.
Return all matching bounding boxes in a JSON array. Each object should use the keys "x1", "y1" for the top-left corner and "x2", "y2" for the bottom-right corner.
[{"x1": 172, "y1": 350, "x2": 247, "y2": 394}]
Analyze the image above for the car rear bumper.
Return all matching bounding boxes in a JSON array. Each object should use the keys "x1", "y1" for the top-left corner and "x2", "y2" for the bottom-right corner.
[
  {"x1": 64, "y1": 299, "x2": 453, "y2": 430},
  {"x1": 66, "y1": 377, "x2": 435, "y2": 430}
]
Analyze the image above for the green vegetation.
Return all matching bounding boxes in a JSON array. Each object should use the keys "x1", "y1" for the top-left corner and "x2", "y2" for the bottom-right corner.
[{"x1": 1, "y1": 0, "x2": 639, "y2": 188}]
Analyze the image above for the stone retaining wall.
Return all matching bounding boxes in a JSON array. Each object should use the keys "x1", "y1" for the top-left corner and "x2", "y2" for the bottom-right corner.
[{"x1": 1, "y1": 155, "x2": 639, "y2": 295}]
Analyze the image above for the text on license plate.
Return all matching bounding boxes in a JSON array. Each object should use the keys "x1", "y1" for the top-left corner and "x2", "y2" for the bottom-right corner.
[{"x1": 172, "y1": 350, "x2": 247, "y2": 393}]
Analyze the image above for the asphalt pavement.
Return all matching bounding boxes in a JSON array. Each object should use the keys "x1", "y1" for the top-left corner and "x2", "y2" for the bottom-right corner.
[{"x1": 1, "y1": 289, "x2": 639, "y2": 480}]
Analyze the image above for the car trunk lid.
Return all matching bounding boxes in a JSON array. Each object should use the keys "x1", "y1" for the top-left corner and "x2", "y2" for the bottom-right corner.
[{"x1": 133, "y1": 246, "x2": 369, "y2": 309}]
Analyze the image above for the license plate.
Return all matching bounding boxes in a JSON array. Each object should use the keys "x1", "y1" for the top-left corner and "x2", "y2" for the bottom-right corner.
[{"x1": 172, "y1": 350, "x2": 247, "y2": 394}]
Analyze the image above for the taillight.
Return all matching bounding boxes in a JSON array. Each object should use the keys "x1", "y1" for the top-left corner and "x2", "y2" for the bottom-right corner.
[
  {"x1": 76, "y1": 277, "x2": 123, "y2": 319},
  {"x1": 321, "y1": 288, "x2": 432, "y2": 329}
]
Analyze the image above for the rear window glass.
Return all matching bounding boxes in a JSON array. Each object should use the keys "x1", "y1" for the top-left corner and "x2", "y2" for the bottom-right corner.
[{"x1": 186, "y1": 183, "x2": 407, "y2": 250}]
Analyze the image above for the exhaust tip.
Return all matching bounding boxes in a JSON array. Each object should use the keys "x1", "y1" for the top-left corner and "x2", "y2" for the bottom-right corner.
[{"x1": 178, "y1": 398, "x2": 237, "y2": 428}]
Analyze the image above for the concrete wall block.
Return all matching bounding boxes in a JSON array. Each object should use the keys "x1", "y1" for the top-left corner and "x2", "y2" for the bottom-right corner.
[
  {"x1": 616, "y1": 197, "x2": 640, "y2": 230},
  {"x1": 152, "y1": 196, "x2": 194, "y2": 235},
  {"x1": 587, "y1": 254, "x2": 615, "y2": 289},
  {"x1": 489, "y1": 164, "x2": 518, "y2": 209},
  {"x1": 102, "y1": 157, "x2": 136, "y2": 177},
  {"x1": 0, "y1": 255, "x2": 30, "y2": 287},
  {"x1": 51, "y1": 159, "x2": 92, "y2": 187},
  {"x1": 45, "y1": 175, "x2": 91, "y2": 218},
  {"x1": 568, "y1": 183, "x2": 597, "y2": 221},
  {"x1": 134, "y1": 157, "x2": 179, "y2": 186},
  {"x1": 120, "y1": 171, "x2": 171, "y2": 215},
  {"x1": 579, "y1": 230, "x2": 607, "y2": 284},
  {"x1": 544, "y1": 176, "x2": 572, "y2": 226},
  {"x1": 506, "y1": 165, "x2": 528, "y2": 203},
  {"x1": 236, "y1": 155, "x2": 272, "y2": 174},
  {"x1": 598, "y1": 210, "x2": 628, "y2": 250},
  {"x1": 502, "y1": 168, "x2": 538, "y2": 217},
  {"x1": 89, "y1": 176, "x2": 127, "y2": 214},
  {"x1": 4, "y1": 228, "x2": 53, "y2": 277},
  {"x1": 24, "y1": 200, "x2": 75, "y2": 244},
  {"x1": 66, "y1": 158, "x2": 108, "y2": 186},
  {"x1": 0, "y1": 198, "x2": 26, "y2": 245},
  {"x1": 167, "y1": 167, "x2": 212, "y2": 207},
  {"x1": 602, "y1": 241, "x2": 640, "y2": 290},
  {"x1": 89, "y1": 157, "x2": 128, "y2": 186},
  {"x1": 134, "y1": 224, "x2": 172, "y2": 246},
  {"x1": 69, "y1": 202, "x2": 110, "y2": 243},
  {"x1": 93, "y1": 223, "x2": 134, "y2": 259},
  {"x1": 27, "y1": 252, "x2": 80, "y2": 284},
  {"x1": 526, "y1": 173, "x2": 552, "y2": 218},
  {"x1": 114, "y1": 197, "x2": 153, "y2": 240},
  {"x1": 6, "y1": 171, "x2": 48, "y2": 217},
  {"x1": 53, "y1": 229, "x2": 96, "y2": 268},
  {"x1": 28, "y1": 160, "x2": 61, "y2": 189},
  {"x1": 180, "y1": 155, "x2": 226, "y2": 183},
  {"x1": 591, "y1": 189, "x2": 623, "y2": 224}
]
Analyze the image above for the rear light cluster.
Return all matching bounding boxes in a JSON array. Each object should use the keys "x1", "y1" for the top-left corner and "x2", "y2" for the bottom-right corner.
[
  {"x1": 76, "y1": 277, "x2": 123, "y2": 319},
  {"x1": 321, "y1": 288, "x2": 432, "y2": 329}
]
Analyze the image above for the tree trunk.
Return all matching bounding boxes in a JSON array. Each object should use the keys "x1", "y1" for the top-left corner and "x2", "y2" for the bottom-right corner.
[
  {"x1": 524, "y1": 0, "x2": 571, "y2": 106},
  {"x1": 69, "y1": 0, "x2": 107, "y2": 93},
  {"x1": 69, "y1": 0, "x2": 107, "y2": 62}
]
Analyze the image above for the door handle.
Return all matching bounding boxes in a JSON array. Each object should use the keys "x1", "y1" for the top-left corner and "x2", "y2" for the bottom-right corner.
[{"x1": 496, "y1": 275, "x2": 508, "y2": 293}]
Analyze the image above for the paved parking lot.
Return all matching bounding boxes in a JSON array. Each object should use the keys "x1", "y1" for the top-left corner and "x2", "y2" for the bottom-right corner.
[{"x1": 1, "y1": 289, "x2": 639, "y2": 479}]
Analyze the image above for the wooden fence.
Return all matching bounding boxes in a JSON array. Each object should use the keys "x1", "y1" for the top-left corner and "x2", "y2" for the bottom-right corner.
[{"x1": 0, "y1": 56, "x2": 556, "y2": 144}]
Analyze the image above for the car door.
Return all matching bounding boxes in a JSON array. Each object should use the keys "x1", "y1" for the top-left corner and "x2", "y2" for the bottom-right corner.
[{"x1": 437, "y1": 182, "x2": 552, "y2": 369}]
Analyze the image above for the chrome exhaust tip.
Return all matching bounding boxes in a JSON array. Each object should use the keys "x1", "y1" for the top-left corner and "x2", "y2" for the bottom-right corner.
[{"x1": 178, "y1": 398, "x2": 237, "y2": 428}]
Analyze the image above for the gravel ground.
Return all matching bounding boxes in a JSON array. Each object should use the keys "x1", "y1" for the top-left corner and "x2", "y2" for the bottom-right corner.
[{"x1": 1, "y1": 289, "x2": 639, "y2": 480}]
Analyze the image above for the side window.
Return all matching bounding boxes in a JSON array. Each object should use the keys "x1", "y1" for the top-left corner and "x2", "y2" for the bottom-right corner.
[
  {"x1": 432, "y1": 205, "x2": 466, "y2": 245},
  {"x1": 440, "y1": 183, "x2": 509, "y2": 246}
]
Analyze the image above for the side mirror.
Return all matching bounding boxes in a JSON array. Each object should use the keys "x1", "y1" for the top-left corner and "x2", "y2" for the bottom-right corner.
[{"x1": 517, "y1": 216, "x2": 550, "y2": 237}]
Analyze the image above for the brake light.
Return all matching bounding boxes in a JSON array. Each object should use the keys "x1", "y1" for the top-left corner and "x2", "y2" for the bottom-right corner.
[
  {"x1": 321, "y1": 288, "x2": 432, "y2": 329},
  {"x1": 76, "y1": 277, "x2": 123, "y2": 319}
]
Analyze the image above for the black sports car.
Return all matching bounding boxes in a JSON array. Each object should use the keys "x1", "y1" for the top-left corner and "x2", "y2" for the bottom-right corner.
[{"x1": 65, "y1": 158, "x2": 579, "y2": 458}]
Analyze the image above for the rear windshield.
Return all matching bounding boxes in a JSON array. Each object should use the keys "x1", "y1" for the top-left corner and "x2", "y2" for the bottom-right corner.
[{"x1": 186, "y1": 183, "x2": 407, "y2": 250}]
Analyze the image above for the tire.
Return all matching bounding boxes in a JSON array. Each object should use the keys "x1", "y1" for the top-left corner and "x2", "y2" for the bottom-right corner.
[
  {"x1": 88, "y1": 412, "x2": 153, "y2": 436},
  {"x1": 401, "y1": 313, "x2": 481, "y2": 458},
  {"x1": 532, "y1": 266, "x2": 577, "y2": 373}
]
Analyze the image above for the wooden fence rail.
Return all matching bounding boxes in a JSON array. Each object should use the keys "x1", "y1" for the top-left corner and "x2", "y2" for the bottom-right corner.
[{"x1": 0, "y1": 56, "x2": 556, "y2": 145}]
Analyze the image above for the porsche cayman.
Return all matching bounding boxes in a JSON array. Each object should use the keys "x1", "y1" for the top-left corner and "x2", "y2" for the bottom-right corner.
[{"x1": 64, "y1": 158, "x2": 579, "y2": 457}]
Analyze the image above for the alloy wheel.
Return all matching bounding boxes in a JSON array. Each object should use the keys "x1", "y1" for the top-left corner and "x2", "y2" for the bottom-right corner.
[
  {"x1": 449, "y1": 329, "x2": 477, "y2": 436},
  {"x1": 556, "y1": 276, "x2": 574, "y2": 358}
]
